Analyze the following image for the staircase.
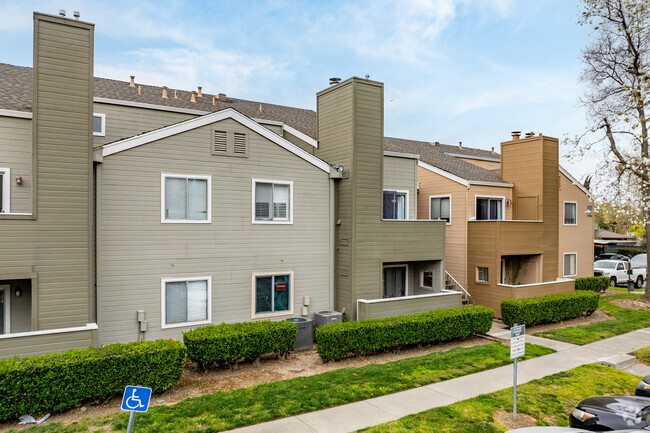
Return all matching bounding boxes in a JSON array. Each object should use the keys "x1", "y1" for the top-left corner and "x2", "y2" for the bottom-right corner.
[{"x1": 445, "y1": 271, "x2": 474, "y2": 306}]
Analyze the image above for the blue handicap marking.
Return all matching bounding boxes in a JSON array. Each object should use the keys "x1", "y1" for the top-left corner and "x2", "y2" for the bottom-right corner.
[{"x1": 121, "y1": 385, "x2": 152, "y2": 413}]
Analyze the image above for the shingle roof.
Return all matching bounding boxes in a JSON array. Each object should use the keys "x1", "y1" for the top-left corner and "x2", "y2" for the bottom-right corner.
[
  {"x1": 0, "y1": 63, "x2": 318, "y2": 139},
  {"x1": 384, "y1": 137, "x2": 508, "y2": 184},
  {"x1": 0, "y1": 62, "x2": 507, "y2": 184}
]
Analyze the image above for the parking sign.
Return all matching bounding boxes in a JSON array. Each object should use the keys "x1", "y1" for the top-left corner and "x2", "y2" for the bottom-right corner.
[
  {"x1": 121, "y1": 385, "x2": 152, "y2": 413},
  {"x1": 510, "y1": 324, "x2": 525, "y2": 359}
]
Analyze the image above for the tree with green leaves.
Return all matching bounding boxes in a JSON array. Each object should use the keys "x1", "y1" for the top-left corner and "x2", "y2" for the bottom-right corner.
[{"x1": 576, "y1": 0, "x2": 649, "y2": 295}]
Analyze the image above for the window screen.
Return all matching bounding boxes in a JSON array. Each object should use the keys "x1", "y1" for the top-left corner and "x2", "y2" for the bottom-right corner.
[
  {"x1": 477, "y1": 267, "x2": 489, "y2": 282},
  {"x1": 255, "y1": 182, "x2": 290, "y2": 221},
  {"x1": 255, "y1": 274, "x2": 291, "y2": 314},
  {"x1": 164, "y1": 176, "x2": 208, "y2": 221},
  {"x1": 564, "y1": 202, "x2": 577, "y2": 225},
  {"x1": 430, "y1": 197, "x2": 450, "y2": 222},
  {"x1": 165, "y1": 279, "x2": 208, "y2": 324},
  {"x1": 564, "y1": 254, "x2": 577, "y2": 276}
]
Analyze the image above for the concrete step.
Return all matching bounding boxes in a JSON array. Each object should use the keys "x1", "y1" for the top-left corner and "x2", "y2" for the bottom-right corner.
[{"x1": 600, "y1": 354, "x2": 637, "y2": 370}]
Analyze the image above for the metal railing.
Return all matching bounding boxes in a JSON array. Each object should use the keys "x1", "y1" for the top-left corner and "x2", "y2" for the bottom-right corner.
[{"x1": 445, "y1": 271, "x2": 474, "y2": 305}]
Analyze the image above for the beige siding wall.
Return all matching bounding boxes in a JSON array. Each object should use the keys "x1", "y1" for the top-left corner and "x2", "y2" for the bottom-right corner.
[
  {"x1": 417, "y1": 166, "x2": 468, "y2": 287},
  {"x1": 558, "y1": 173, "x2": 594, "y2": 278},
  {"x1": 98, "y1": 118, "x2": 331, "y2": 344},
  {"x1": 0, "y1": 116, "x2": 32, "y2": 213},
  {"x1": 92, "y1": 103, "x2": 195, "y2": 148},
  {"x1": 457, "y1": 157, "x2": 500, "y2": 170},
  {"x1": 383, "y1": 156, "x2": 417, "y2": 219}
]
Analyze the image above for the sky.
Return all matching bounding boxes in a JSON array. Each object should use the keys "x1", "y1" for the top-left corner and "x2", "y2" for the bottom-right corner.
[{"x1": 0, "y1": 0, "x2": 596, "y2": 180}]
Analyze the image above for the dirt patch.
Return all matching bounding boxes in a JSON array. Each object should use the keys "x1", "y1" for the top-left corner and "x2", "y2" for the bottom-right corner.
[
  {"x1": 610, "y1": 297, "x2": 650, "y2": 310},
  {"x1": 495, "y1": 410, "x2": 537, "y2": 429},
  {"x1": 524, "y1": 309, "x2": 614, "y2": 334},
  {"x1": 0, "y1": 337, "x2": 491, "y2": 432}
]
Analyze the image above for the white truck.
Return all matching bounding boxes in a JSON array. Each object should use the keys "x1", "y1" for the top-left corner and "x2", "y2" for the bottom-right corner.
[{"x1": 594, "y1": 259, "x2": 646, "y2": 288}]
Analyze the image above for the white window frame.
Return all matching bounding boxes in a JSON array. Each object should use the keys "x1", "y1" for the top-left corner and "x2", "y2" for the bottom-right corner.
[
  {"x1": 420, "y1": 270, "x2": 435, "y2": 290},
  {"x1": 252, "y1": 179, "x2": 294, "y2": 224},
  {"x1": 563, "y1": 201, "x2": 578, "y2": 226},
  {"x1": 477, "y1": 266, "x2": 489, "y2": 283},
  {"x1": 383, "y1": 264, "x2": 409, "y2": 297},
  {"x1": 0, "y1": 168, "x2": 10, "y2": 214},
  {"x1": 563, "y1": 252, "x2": 578, "y2": 277},
  {"x1": 251, "y1": 271, "x2": 295, "y2": 318},
  {"x1": 161, "y1": 276, "x2": 212, "y2": 329},
  {"x1": 475, "y1": 195, "x2": 505, "y2": 221},
  {"x1": 161, "y1": 173, "x2": 212, "y2": 224},
  {"x1": 0, "y1": 285, "x2": 12, "y2": 334},
  {"x1": 429, "y1": 194, "x2": 451, "y2": 225},
  {"x1": 93, "y1": 113, "x2": 106, "y2": 137},
  {"x1": 382, "y1": 189, "x2": 409, "y2": 220}
]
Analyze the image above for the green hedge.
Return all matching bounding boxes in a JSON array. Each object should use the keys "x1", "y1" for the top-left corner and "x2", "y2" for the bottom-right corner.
[
  {"x1": 500, "y1": 291, "x2": 600, "y2": 327},
  {"x1": 0, "y1": 339, "x2": 185, "y2": 422},
  {"x1": 183, "y1": 320, "x2": 297, "y2": 370},
  {"x1": 314, "y1": 306, "x2": 494, "y2": 362},
  {"x1": 575, "y1": 276, "x2": 610, "y2": 292},
  {"x1": 615, "y1": 248, "x2": 646, "y2": 257}
]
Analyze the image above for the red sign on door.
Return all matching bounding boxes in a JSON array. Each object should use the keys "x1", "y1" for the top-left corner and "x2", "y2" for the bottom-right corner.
[{"x1": 276, "y1": 282, "x2": 286, "y2": 291}]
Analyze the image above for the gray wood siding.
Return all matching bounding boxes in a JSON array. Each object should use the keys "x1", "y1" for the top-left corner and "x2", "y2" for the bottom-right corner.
[
  {"x1": 358, "y1": 292, "x2": 461, "y2": 320},
  {"x1": 0, "y1": 12, "x2": 95, "y2": 357},
  {"x1": 0, "y1": 327, "x2": 97, "y2": 359},
  {"x1": 383, "y1": 155, "x2": 417, "y2": 219},
  {"x1": 93, "y1": 103, "x2": 195, "y2": 148},
  {"x1": 284, "y1": 130, "x2": 316, "y2": 155},
  {"x1": 0, "y1": 116, "x2": 32, "y2": 213},
  {"x1": 98, "y1": 118, "x2": 331, "y2": 344}
]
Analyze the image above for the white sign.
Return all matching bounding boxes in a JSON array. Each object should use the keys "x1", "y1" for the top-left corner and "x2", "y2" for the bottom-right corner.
[{"x1": 510, "y1": 324, "x2": 525, "y2": 359}]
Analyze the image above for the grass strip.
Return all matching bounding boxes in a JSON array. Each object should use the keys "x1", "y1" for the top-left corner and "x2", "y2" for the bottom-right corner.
[
  {"x1": 10, "y1": 342, "x2": 553, "y2": 433},
  {"x1": 634, "y1": 346, "x2": 650, "y2": 365},
  {"x1": 359, "y1": 364, "x2": 640, "y2": 433},
  {"x1": 535, "y1": 293, "x2": 650, "y2": 345}
]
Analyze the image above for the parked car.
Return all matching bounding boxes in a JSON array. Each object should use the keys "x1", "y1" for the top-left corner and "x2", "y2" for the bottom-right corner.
[
  {"x1": 594, "y1": 260, "x2": 645, "y2": 288},
  {"x1": 595, "y1": 253, "x2": 631, "y2": 262},
  {"x1": 631, "y1": 254, "x2": 647, "y2": 271},
  {"x1": 636, "y1": 375, "x2": 650, "y2": 397},
  {"x1": 569, "y1": 395, "x2": 650, "y2": 430}
]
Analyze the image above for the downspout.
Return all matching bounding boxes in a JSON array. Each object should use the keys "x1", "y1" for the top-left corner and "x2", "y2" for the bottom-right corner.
[
  {"x1": 94, "y1": 159, "x2": 102, "y2": 343},
  {"x1": 329, "y1": 177, "x2": 336, "y2": 310}
]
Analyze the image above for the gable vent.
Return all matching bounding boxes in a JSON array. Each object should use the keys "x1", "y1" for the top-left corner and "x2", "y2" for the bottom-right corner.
[
  {"x1": 213, "y1": 130, "x2": 227, "y2": 154},
  {"x1": 233, "y1": 132, "x2": 247, "y2": 155}
]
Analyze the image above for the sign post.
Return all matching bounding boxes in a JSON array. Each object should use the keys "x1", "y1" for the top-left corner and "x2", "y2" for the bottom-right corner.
[
  {"x1": 510, "y1": 324, "x2": 525, "y2": 421},
  {"x1": 121, "y1": 385, "x2": 152, "y2": 433}
]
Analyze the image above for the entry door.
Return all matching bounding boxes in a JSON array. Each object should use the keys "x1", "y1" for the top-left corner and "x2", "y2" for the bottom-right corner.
[
  {"x1": 383, "y1": 266, "x2": 407, "y2": 298},
  {"x1": 0, "y1": 289, "x2": 6, "y2": 334}
]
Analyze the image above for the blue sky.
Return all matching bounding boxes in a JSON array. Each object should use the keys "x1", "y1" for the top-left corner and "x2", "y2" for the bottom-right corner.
[{"x1": 0, "y1": 0, "x2": 594, "y2": 179}]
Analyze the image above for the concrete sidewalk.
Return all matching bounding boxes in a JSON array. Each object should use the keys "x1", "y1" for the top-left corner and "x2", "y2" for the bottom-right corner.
[{"x1": 224, "y1": 328, "x2": 650, "y2": 433}]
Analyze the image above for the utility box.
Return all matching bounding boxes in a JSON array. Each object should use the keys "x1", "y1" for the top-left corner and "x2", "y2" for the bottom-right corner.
[
  {"x1": 285, "y1": 317, "x2": 314, "y2": 350},
  {"x1": 313, "y1": 310, "x2": 343, "y2": 328}
]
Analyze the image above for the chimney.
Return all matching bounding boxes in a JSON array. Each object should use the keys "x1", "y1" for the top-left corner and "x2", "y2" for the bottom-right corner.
[
  {"x1": 138, "y1": 85, "x2": 141, "y2": 95},
  {"x1": 197, "y1": 86, "x2": 203, "y2": 97},
  {"x1": 174, "y1": 90, "x2": 178, "y2": 98},
  {"x1": 511, "y1": 131, "x2": 521, "y2": 141},
  {"x1": 491, "y1": 147, "x2": 495, "y2": 154},
  {"x1": 212, "y1": 96, "x2": 216, "y2": 105},
  {"x1": 458, "y1": 141, "x2": 462, "y2": 148},
  {"x1": 217, "y1": 93, "x2": 226, "y2": 100},
  {"x1": 73, "y1": 11, "x2": 80, "y2": 19},
  {"x1": 129, "y1": 75, "x2": 135, "y2": 87},
  {"x1": 162, "y1": 86, "x2": 168, "y2": 99},
  {"x1": 190, "y1": 91, "x2": 196, "y2": 103},
  {"x1": 259, "y1": 103, "x2": 263, "y2": 113},
  {"x1": 525, "y1": 131, "x2": 534, "y2": 138}
]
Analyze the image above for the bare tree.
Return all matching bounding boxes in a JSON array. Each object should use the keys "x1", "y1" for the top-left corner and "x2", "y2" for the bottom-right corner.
[{"x1": 577, "y1": 0, "x2": 650, "y2": 295}]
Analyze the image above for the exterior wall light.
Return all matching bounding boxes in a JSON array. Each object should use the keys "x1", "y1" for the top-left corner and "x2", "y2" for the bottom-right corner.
[
  {"x1": 15, "y1": 176, "x2": 22, "y2": 185},
  {"x1": 15, "y1": 287, "x2": 21, "y2": 297}
]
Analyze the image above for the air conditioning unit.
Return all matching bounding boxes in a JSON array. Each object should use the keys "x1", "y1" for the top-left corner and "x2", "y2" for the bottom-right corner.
[
  {"x1": 285, "y1": 317, "x2": 314, "y2": 350},
  {"x1": 313, "y1": 310, "x2": 343, "y2": 328}
]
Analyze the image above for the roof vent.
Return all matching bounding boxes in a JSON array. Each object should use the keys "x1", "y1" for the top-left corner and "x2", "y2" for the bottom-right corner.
[
  {"x1": 174, "y1": 90, "x2": 178, "y2": 98},
  {"x1": 212, "y1": 96, "x2": 216, "y2": 106},
  {"x1": 432, "y1": 141, "x2": 439, "y2": 146},
  {"x1": 73, "y1": 11, "x2": 80, "y2": 19},
  {"x1": 259, "y1": 103, "x2": 263, "y2": 113},
  {"x1": 190, "y1": 91, "x2": 197, "y2": 103},
  {"x1": 162, "y1": 86, "x2": 168, "y2": 99},
  {"x1": 491, "y1": 147, "x2": 495, "y2": 154},
  {"x1": 129, "y1": 76, "x2": 135, "y2": 87},
  {"x1": 525, "y1": 131, "x2": 534, "y2": 138},
  {"x1": 197, "y1": 86, "x2": 203, "y2": 97},
  {"x1": 511, "y1": 131, "x2": 521, "y2": 140},
  {"x1": 364, "y1": 74, "x2": 370, "y2": 79},
  {"x1": 217, "y1": 93, "x2": 226, "y2": 100},
  {"x1": 458, "y1": 141, "x2": 462, "y2": 148},
  {"x1": 137, "y1": 85, "x2": 141, "y2": 95},
  {"x1": 59, "y1": 9, "x2": 66, "y2": 16},
  {"x1": 329, "y1": 77, "x2": 341, "y2": 85}
]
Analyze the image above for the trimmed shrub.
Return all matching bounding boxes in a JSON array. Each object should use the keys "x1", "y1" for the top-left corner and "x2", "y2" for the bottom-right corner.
[
  {"x1": 500, "y1": 291, "x2": 600, "y2": 327},
  {"x1": 575, "y1": 276, "x2": 610, "y2": 292},
  {"x1": 314, "y1": 306, "x2": 494, "y2": 362},
  {"x1": 183, "y1": 320, "x2": 297, "y2": 370},
  {"x1": 0, "y1": 339, "x2": 186, "y2": 422}
]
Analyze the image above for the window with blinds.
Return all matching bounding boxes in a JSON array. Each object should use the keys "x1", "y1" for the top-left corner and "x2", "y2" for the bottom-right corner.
[
  {"x1": 163, "y1": 278, "x2": 210, "y2": 327},
  {"x1": 430, "y1": 196, "x2": 451, "y2": 223},
  {"x1": 211, "y1": 128, "x2": 248, "y2": 157},
  {"x1": 564, "y1": 202, "x2": 577, "y2": 225},
  {"x1": 162, "y1": 174, "x2": 211, "y2": 223},
  {"x1": 564, "y1": 253, "x2": 577, "y2": 277},
  {"x1": 254, "y1": 180, "x2": 292, "y2": 223}
]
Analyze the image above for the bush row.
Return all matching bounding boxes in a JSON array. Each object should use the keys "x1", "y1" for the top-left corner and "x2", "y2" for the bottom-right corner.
[
  {"x1": 0, "y1": 339, "x2": 185, "y2": 422},
  {"x1": 500, "y1": 291, "x2": 600, "y2": 327},
  {"x1": 183, "y1": 320, "x2": 297, "y2": 370},
  {"x1": 314, "y1": 306, "x2": 494, "y2": 362},
  {"x1": 575, "y1": 276, "x2": 610, "y2": 292}
]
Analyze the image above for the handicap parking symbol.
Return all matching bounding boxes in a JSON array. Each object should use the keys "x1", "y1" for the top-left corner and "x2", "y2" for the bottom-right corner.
[{"x1": 121, "y1": 385, "x2": 152, "y2": 413}]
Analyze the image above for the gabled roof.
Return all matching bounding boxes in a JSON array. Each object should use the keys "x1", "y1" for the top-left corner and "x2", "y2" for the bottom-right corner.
[
  {"x1": 384, "y1": 137, "x2": 510, "y2": 186},
  {"x1": 101, "y1": 108, "x2": 331, "y2": 173}
]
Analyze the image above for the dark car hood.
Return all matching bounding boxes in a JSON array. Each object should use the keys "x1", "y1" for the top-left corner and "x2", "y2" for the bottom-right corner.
[{"x1": 580, "y1": 395, "x2": 650, "y2": 415}]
